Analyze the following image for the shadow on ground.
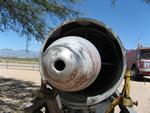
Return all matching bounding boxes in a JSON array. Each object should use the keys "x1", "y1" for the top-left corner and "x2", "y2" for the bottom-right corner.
[
  {"x1": 131, "y1": 76, "x2": 150, "y2": 82},
  {"x1": 0, "y1": 76, "x2": 40, "y2": 113}
]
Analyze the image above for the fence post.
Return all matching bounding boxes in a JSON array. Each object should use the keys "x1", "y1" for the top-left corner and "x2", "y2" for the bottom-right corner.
[{"x1": 6, "y1": 59, "x2": 8, "y2": 69}]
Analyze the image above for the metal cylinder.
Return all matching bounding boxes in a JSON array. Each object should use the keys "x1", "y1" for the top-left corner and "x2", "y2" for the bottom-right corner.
[
  {"x1": 42, "y1": 36, "x2": 101, "y2": 91},
  {"x1": 40, "y1": 18, "x2": 126, "y2": 109}
]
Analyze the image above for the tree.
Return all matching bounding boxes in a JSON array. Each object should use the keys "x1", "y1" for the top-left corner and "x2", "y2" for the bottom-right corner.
[
  {"x1": 0, "y1": 0, "x2": 83, "y2": 42},
  {"x1": 111, "y1": 0, "x2": 150, "y2": 6}
]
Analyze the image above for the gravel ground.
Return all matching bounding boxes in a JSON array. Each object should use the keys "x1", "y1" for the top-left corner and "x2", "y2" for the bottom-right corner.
[{"x1": 0, "y1": 68, "x2": 150, "y2": 113}]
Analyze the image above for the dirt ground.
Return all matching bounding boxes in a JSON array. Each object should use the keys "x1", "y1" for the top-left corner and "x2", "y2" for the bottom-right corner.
[
  {"x1": 0, "y1": 68, "x2": 150, "y2": 113},
  {"x1": 0, "y1": 69, "x2": 41, "y2": 113}
]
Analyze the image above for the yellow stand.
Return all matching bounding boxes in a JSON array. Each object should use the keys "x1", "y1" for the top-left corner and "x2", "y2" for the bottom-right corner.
[{"x1": 105, "y1": 70, "x2": 138, "y2": 113}]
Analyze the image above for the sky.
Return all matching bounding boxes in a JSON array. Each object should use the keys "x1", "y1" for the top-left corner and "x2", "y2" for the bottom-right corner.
[{"x1": 0, "y1": 0, "x2": 150, "y2": 51}]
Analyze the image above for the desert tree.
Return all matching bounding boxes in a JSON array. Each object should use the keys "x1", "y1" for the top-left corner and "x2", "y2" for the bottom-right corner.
[{"x1": 0, "y1": 0, "x2": 84, "y2": 42}]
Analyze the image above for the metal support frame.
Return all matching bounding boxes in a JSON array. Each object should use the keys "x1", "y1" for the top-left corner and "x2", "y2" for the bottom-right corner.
[
  {"x1": 24, "y1": 70, "x2": 138, "y2": 113},
  {"x1": 24, "y1": 82, "x2": 64, "y2": 113},
  {"x1": 105, "y1": 70, "x2": 138, "y2": 113}
]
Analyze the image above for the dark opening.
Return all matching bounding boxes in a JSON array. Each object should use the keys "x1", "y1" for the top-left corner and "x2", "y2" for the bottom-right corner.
[{"x1": 54, "y1": 60, "x2": 65, "y2": 71}]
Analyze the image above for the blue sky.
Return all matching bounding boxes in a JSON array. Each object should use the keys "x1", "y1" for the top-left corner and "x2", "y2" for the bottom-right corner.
[{"x1": 0, "y1": 0, "x2": 150, "y2": 51}]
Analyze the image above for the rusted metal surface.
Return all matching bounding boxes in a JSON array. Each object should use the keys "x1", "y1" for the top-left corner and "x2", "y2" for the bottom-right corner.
[{"x1": 41, "y1": 36, "x2": 101, "y2": 91}]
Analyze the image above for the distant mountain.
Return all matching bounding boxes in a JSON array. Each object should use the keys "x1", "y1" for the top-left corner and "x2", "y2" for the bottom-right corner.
[{"x1": 0, "y1": 48, "x2": 39, "y2": 58}]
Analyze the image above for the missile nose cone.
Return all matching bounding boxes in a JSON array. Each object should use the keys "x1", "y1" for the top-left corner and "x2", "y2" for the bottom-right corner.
[{"x1": 42, "y1": 36, "x2": 101, "y2": 92}]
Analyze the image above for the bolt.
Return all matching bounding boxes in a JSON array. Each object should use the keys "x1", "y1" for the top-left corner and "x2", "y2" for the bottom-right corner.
[{"x1": 133, "y1": 101, "x2": 138, "y2": 106}]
